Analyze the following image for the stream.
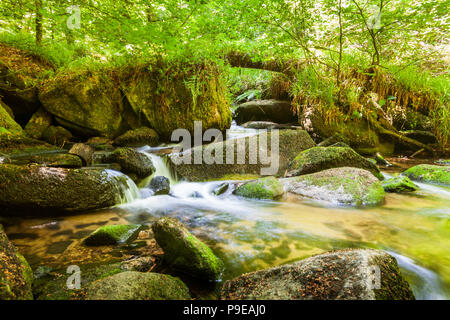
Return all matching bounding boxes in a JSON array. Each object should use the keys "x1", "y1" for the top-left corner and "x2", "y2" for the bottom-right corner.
[{"x1": 3, "y1": 124, "x2": 450, "y2": 300}]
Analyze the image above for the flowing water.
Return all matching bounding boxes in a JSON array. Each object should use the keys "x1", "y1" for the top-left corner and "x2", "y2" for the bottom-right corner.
[{"x1": 3, "y1": 123, "x2": 450, "y2": 300}]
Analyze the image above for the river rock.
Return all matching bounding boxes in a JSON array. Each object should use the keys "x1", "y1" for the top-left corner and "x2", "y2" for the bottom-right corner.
[
  {"x1": 84, "y1": 224, "x2": 144, "y2": 246},
  {"x1": 152, "y1": 217, "x2": 223, "y2": 280},
  {"x1": 86, "y1": 271, "x2": 190, "y2": 300},
  {"x1": 24, "y1": 108, "x2": 52, "y2": 139},
  {"x1": 402, "y1": 164, "x2": 450, "y2": 187},
  {"x1": 107, "y1": 147, "x2": 154, "y2": 178},
  {"x1": 121, "y1": 63, "x2": 232, "y2": 140},
  {"x1": 234, "y1": 176, "x2": 284, "y2": 200},
  {"x1": 282, "y1": 167, "x2": 385, "y2": 206},
  {"x1": 0, "y1": 100, "x2": 23, "y2": 136},
  {"x1": 299, "y1": 106, "x2": 394, "y2": 155},
  {"x1": 170, "y1": 129, "x2": 316, "y2": 181},
  {"x1": 0, "y1": 164, "x2": 134, "y2": 213},
  {"x1": 39, "y1": 72, "x2": 129, "y2": 138},
  {"x1": 220, "y1": 249, "x2": 415, "y2": 300},
  {"x1": 69, "y1": 143, "x2": 95, "y2": 166},
  {"x1": 241, "y1": 121, "x2": 297, "y2": 130},
  {"x1": 149, "y1": 176, "x2": 170, "y2": 195},
  {"x1": 234, "y1": 100, "x2": 296, "y2": 124},
  {"x1": 382, "y1": 176, "x2": 418, "y2": 193},
  {"x1": 5, "y1": 152, "x2": 82, "y2": 168},
  {"x1": 0, "y1": 225, "x2": 33, "y2": 300},
  {"x1": 114, "y1": 127, "x2": 159, "y2": 147},
  {"x1": 0, "y1": 43, "x2": 51, "y2": 125},
  {"x1": 286, "y1": 146, "x2": 384, "y2": 180},
  {"x1": 41, "y1": 125, "x2": 73, "y2": 147}
]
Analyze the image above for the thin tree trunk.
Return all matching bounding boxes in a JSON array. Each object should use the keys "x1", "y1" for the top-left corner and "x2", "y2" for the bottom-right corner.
[{"x1": 35, "y1": 0, "x2": 43, "y2": 46}]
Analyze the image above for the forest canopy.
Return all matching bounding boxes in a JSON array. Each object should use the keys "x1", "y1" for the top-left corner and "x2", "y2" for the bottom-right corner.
[{"x1": 0, "y1": 0, "x2": 449, "y2": 151}]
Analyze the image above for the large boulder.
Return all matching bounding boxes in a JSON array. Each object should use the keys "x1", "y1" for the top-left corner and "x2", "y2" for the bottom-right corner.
[
  {"x1": 39, "y1": 73, "x2": 129, "y2": 138},
  {"x1": 298, "y1": 106, "x2": 394, "y2": 155},
  {"x1": 0, "y1": 165, "x2": 135, "y2": 213},
  {"x1": 0, "y1": 43, "x2": 52, "y2": 125},
  {"x1": 114, "y1": 127, "x2": 159, "y2": 147},
  {"x1": 220, "y1": 249, "x2": 415, "y2": 300},
  {"x1": 401, "y1": 164, "x2": 450, "y2": 187},
  {"x1": 41, "y1": 125, "x2": 73, "y2": 147},
  {"x1": 170, "y1": 129, "x2": 316, "y2": 181},
  {"x1": 107, "y1": 147, "x2": 155, "y2": 179},
  {"x1": 286, "y1": 146, "x2": 384, "y2": 180},
  {"x1": 86, "y1": 271, "x2": 190, "y2": 300},
  {"x1": 121, "y1": 63, "x2": 232, "y2": 140},
  {"x1": 152, "y1": 217, "x2": 223, "y2": 280},
  {"x1": 234, "y1": 176, "x2": 284, "y2": 200},
  {"x1": 234, "y1": 100, "x2": 296, "y2": 124},
  {"x1": 0, "y1": 225, "x2": 33, "y2": 300},
  {"x1": 0, "y1": 101, "x2": 23, "y2": 136},
  {"x1": 4, "y1": 152, "x2": 82, "y2": 168},
  {"x1": 24, "y1": 108, "x2": 52, "y2": 139},
  {"x1": 282, "y1": 167, "x2": 385, "y2": 206}
]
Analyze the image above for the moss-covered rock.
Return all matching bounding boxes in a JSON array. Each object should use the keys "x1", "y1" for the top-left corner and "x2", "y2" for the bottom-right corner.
[
  {"x1": 68, "y1": 143, "x2": 95, "y2": 166},
  {"x1": 401, "y1": 164, "x2": 450, "y2": 187},
  {"x1": 0, "y1": 224, "x2": 33, "y2": 300},
  {"x1": 5, "y1": 152, "x2": 82, "y2": 168},
  {"x1": 234, "y1": 176, "x2": 284, "y2": 200},
  {"x1": 121, "y1": 62, "x2": 232, "y2": 140},
  {"x1": 299, "y1": 106, "x2": 394, "y2": 155},
  {"x1": 382, "y1": 176, "x2": 418, "y2": 193},
  {"x1": 24, "y1": 108, "x2": 52, "y2": 139},
  {"x1": 282, "y1": 167, "x2": 385, "y2": 206},
  {"x1": 0, "y1": 43, "x2": 52, "y2": 125},
  {"x1": 286, "y1": 146, "x2": 384, "y2": 180},
  {"x1": 170, "y1": 129, "x2": 316, "y2": 181},
  {"x1": 0, "y1": 164, "x2": 134, "y2": 213},
  {"x1": 107, "y1": 147, "x2": 154, "y2": 179},
  {"x1": 220, "y1": 249, "x2": 415, "y2": 300},
  {"x1": 234, "y1": 100, "x2": 296, "y2": 124},
  {"x1": 41, "y1": 125, "x2": 72, "y2": 147},
  {"x1": 152, "y1": 217, "x2": 223, "y2": 280},
  {"x1": 114, "y1": 127, "x2": 159, "y2": 147},
  {"x1": 0, "y1": 101, "x2": 23, "y2": 136},
  {"x1": 149, "y1": 176, "x2": 170, "y2": 195},
  {"x1": 39, "y1": 72, "x2": 128, "y2": 138},
  {"x1": 84, "y1": 224, "x2": 144, "y2": 246},
  {"x1": 86, "y1": 271, "x2": 190, "y2": 300},
  {"x1": 33, "y1": 261, "x2": 126, "y2": 300}
]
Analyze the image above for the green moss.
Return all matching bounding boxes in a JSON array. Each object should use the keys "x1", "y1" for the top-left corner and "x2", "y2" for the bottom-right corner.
[
  {"x1": 0, "y1": 103, "x2": 23, "y2": 135},
  {"x1": 84, "y1": 224, "x2": 144, "y2": 246},
  {"x1": 0, "y1": 225, "x2": 33, "y2": 300},
  {"x1": 86, "y1": 271, "x2": 190, "y2": 300},
  {"x1": 372, "y1": 255, "x2": 415, "y2": 300},
  {"x1": 152, "y1": 217, "x2": 224, "y2": 280},
  {"x1": 284, "y1": 167, "x2": 385, "y2": 206},
  {"x1": 288, "y1": 146, "x2": 384, "y2": 180},
  {"x1": 382, "y1": 176, "x2": 418, "y2": 193},
  {"x1": 234, "y1": 176, "x2": 284, "y2": 200},
  {"x1": 402, "y1": 164, "x2": 450, "y2": 187}
]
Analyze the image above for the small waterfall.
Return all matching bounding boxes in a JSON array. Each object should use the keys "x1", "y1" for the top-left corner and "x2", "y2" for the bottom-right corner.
[
  {"x1": 104, "y1": 169, "x2": 141, "y2": 204},
  {"x1": 137, "y1": 146, "x2": 178, "y2": 185}
]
